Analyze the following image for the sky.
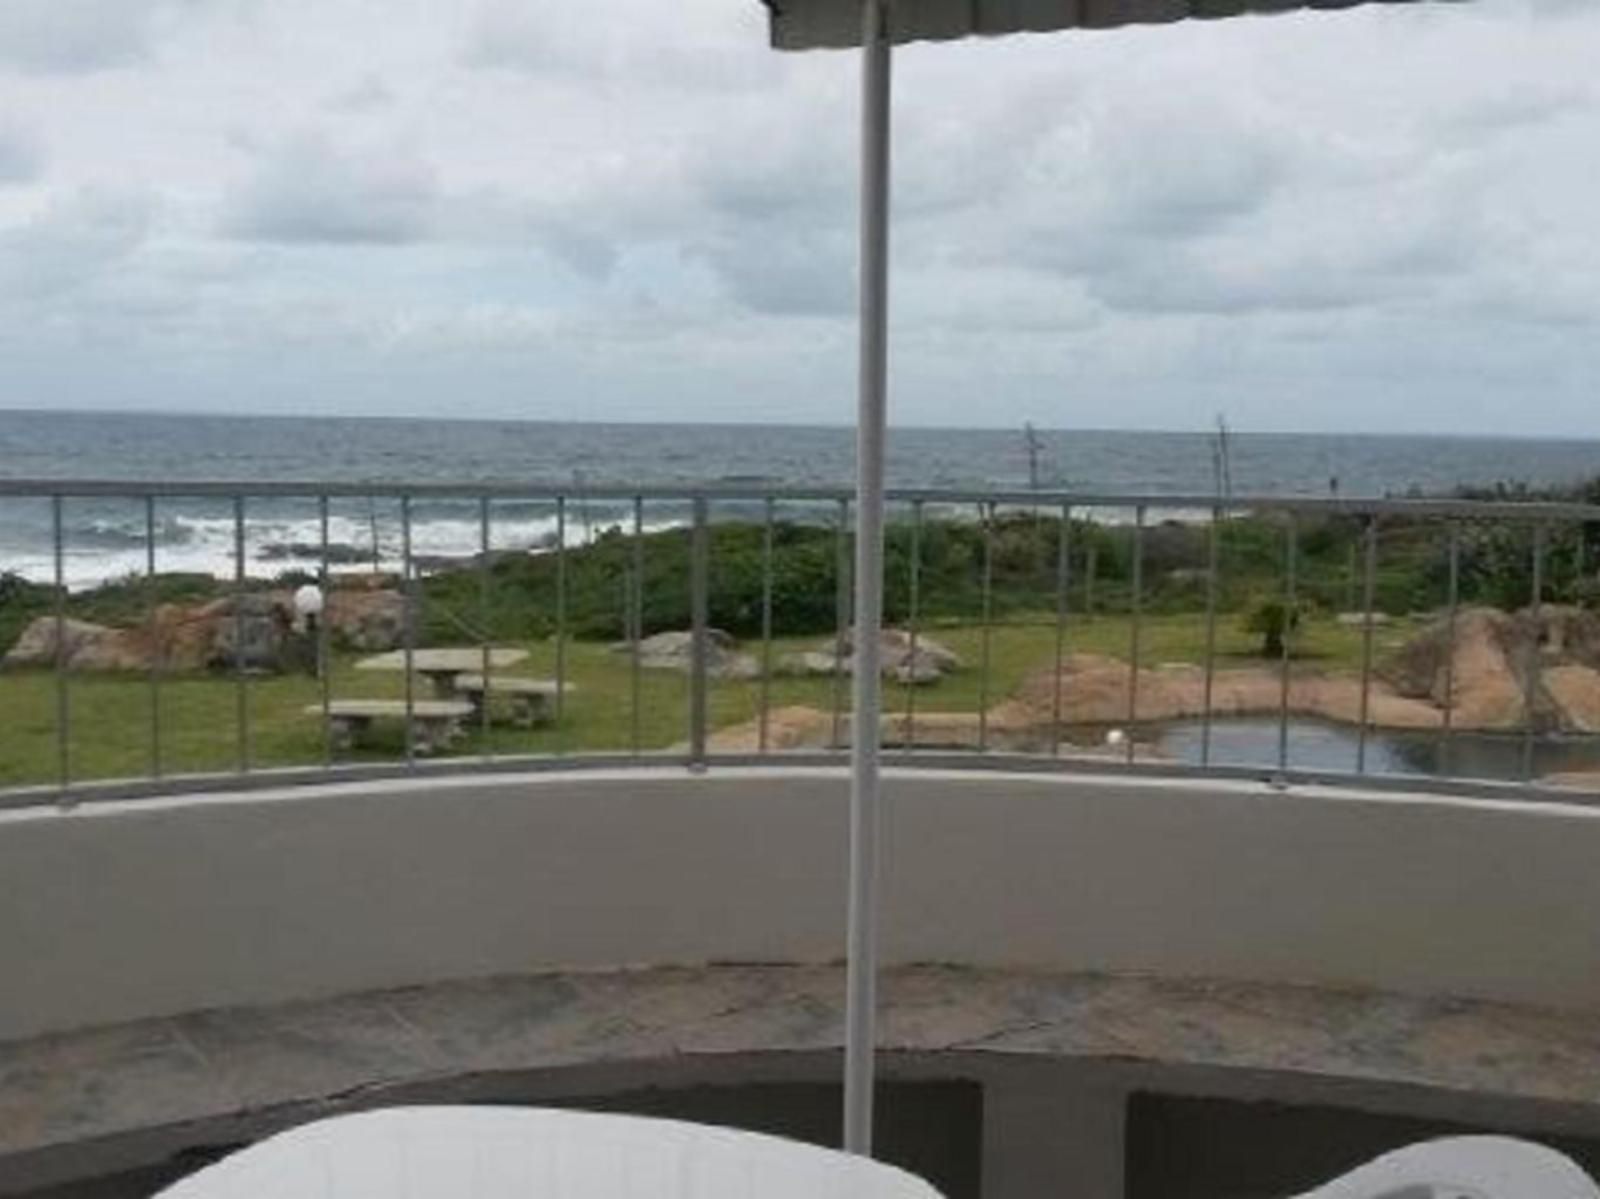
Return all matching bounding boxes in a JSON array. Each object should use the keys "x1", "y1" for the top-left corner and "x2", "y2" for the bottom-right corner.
[{"x1": 0, "y1": 0, "x2": 1596, "y2": 434}]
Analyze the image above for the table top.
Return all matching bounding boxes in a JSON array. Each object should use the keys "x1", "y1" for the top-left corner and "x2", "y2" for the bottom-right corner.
[
  {"x1": 155, "y1": 1107, "x2": 944, "y2": 1199},
  {"x1": 355, "y1": 648, "x2": 529, "y2": 673}
]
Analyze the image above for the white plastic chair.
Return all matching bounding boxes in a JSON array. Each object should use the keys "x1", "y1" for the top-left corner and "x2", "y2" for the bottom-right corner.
[
  {"x1": 153, "y1": 1106, "x2": 944, "y2": 1199},
  {"x1": 1296, "y1": 1136, "x2": 1600, "y2": 1199}
]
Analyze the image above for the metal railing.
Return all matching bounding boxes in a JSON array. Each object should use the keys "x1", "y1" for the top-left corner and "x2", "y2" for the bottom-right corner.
[{"x1": 3, "y1": 478, "x2": 1600, "y2": 810}]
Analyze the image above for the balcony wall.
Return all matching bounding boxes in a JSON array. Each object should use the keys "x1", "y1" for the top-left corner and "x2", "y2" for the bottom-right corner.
[{"x1": 3, "y1": 767, "x2": 1600, "y2": 1040}]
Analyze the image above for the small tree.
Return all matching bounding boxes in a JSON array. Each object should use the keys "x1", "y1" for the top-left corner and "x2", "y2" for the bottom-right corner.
[{"x1": 1244, "y1": 598, "x2": 1300, "y2": 658}]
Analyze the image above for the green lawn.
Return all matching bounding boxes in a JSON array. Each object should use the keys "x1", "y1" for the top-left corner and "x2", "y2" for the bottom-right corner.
[{"x1": 0, "y1": 611, "x2": 1426, "y2": 790}]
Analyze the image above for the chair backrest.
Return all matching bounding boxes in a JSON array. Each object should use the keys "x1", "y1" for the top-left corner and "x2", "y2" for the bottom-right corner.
[
  {"x1": 153, "y1": 1106, "x2": 946, "y2": 1199},
  {"x1": 1296, "y1": 1136, "x2": 1600, "y2": 1199}
]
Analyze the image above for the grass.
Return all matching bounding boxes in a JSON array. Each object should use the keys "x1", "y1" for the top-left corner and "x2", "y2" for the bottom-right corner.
[{"x1": 0, "y1": 610, "x2": 1426, "y2": 790}]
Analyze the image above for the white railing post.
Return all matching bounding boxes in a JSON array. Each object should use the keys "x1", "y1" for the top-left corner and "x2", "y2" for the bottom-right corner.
[{"x1": 844, "y1": 0, "x2": 892, "y2": 1159}]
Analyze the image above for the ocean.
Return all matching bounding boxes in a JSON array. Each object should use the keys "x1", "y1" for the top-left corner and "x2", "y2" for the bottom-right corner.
[{"x1": 4, "y1": 409, "x2": 1600, "y2": 589}]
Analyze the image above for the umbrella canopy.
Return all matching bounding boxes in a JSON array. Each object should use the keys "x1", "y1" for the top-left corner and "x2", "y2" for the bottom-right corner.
[{"x1": 762, "y1": 0, "x2": 1431, "y2": 49}]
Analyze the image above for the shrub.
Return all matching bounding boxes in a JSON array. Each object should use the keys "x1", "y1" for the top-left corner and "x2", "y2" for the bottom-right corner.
[{"x1": 1243, "y1": 598, "x2": 1301, "y2": 657}]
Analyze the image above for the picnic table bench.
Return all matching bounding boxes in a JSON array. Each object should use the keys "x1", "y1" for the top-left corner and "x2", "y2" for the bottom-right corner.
[
  {"x1": 355, "y1": 648, "x2": 528, "y2": 698},
  {"x1": 306, "y1": 700, "x2": 474, "y2": 754},
  {"x1": 452, "y1": 674, "x2": 572, "y2": 729}
]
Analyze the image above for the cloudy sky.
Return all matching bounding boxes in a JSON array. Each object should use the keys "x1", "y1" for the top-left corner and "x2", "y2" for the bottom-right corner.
[{"x1": 0, "y1": 0, "x2": 1596, "y2": 434}]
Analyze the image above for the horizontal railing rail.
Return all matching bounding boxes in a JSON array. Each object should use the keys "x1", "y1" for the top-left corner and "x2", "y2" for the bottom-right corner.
[
  {"x1": 3, "y1": 477, "x2": 1600, "y2": 521},
  {"x1": 2, "y1": 479, "x2": 1598, "y2": 808}
]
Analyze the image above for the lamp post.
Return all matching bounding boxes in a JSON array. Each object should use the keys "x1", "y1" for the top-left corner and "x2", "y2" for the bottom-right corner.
[{"x1": 293, "y1": 582, "x2": 325, "y2": 679}]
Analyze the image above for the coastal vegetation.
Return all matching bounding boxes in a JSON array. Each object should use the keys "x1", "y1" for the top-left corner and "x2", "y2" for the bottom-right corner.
[{"x1": 2, "y1": 477, "x2": 1599, "y2": 790}]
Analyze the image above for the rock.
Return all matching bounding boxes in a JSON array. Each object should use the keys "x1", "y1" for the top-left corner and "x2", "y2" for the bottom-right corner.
[
  {"x1": 833, "y1": 627, "x2": 961, "y2": 672},
  {"x1": 1544, "y1": 665, "x2": 1600, "y2": 733},
  {"x1": 894, "y1": 653, "x2": 945, "y2": 686},
  {"x1": 1380, "y1": 607, "x2": 1523, "y2": 727},
  {"x1": 1009, "y1": 653, "x2": 1441, "y2": 731},
  {"x1": 324, "y1": 589, "x2": 406, "y2": 651},
  {"x1": 703, "y1": 705, "x2": 837, "y2": 752},
  {"x1": 777, "y1": 650, "x2": 847, "y2": 678},
  {"x1": 1539, "y1": 605, "x2": 1600, "y2": 667},
  {"x1": 2, "y1": 611, "x2": 213, "y2": 673},
  {"x1": 1545, "y1": 769, "x2": 1600, "y2": 792},
  {"x1": 781, "y1": 628, "x2": 961, "y2": 685},
  {"x1": 340, "y1": 572, "x2": 402, "y2": 591},
  {"x1": 208, "y1": 593, "x2": 295, "y2": 672},
  {"x1": 1378, "y1": 605, "x2": 1600, "y2": 732},
  {"x1": 611, "y1": 629, "x2": 759, "y2": 680},
  {"x1": 0, "y1": 587, "x2": 384, "y2": 675},
  {"x1": 1335, "y1": 611, "x2": 1391, "y2": 627},
  {"x1": 145, "y1": 602, "x2": 219, "y2": 671},
  {"x1": 3, "y1": 617, "x2": 119, "y2": 670}
]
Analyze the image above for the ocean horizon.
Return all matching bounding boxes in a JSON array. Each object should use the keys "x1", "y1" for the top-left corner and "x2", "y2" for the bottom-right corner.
[{"x1": 4, "y1": 409, "x2": 1600, "y2": 589}]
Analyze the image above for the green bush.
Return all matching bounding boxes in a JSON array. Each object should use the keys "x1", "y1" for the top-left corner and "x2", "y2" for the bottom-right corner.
[{"x1": 1243, "y1": 598, "x2": 1301, "y2": 657}]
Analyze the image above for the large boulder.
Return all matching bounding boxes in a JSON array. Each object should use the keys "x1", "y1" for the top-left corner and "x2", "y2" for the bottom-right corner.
[
  {"x1": 205, "y1": 593, "x2": 295, "y2": 672},
  {"x1": 325, "y1": 589, "x2": 406, "y2": 651},
  {"x1": 2, "y1": 586, "x2": 409, "y2": 675},
  {"x1": 1381, "y1": 607, "x2": 1527, "y2": 729},
  {"x1": 2, "y1": 612, "x2": 209, "y2": 673},
  {"x1": 778, "y1": 628, "x2": 961, "y2": 685},
  {"x1": 3, "y1": 617, "x2": 126, "y2": 671},
  {"x1": 610, "y1": 628, "x2": 760, "y2": 680},
  {"x1": 1544, "y1": 664, "x2": 1600, "y2": 733},
  {"x1": 1010, "y1": 653, "x2": 1441, "y2": 730},
  {"x1": 145, "y1": 601, "x2": 222, "y2": 671},
  {"x1": 1379, "y1": 604, "x2": 1600, "y2": 732}
]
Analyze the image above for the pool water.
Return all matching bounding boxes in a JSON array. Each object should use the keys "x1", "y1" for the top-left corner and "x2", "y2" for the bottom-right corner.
[{"x1": 1155, "y1": 718, "x2": 1600, "y2": 783}]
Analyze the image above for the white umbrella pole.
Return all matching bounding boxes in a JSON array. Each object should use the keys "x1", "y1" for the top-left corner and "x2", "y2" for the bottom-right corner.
[{"x1": 844, "y1": 0, "x2": 892, "y2": 1159}]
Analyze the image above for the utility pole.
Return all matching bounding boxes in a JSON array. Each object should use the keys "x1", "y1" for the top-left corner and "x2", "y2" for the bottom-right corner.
[
  {"x1": 1212, "y1": 413, "x2": 1234, "y2": 502},
  {"x1": 1023, "y1": 422, "x2": 1045, "y2": 491}
]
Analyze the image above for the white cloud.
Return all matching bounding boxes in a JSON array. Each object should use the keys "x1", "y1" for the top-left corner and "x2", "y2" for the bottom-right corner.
[
  {"x1": 0, "y1": 0, "x2": 1597, "y2": 434},
  {"x1": 0, "y1": 188, "x2": 152, "y2": 299},
  {"x1": 464, "y1": 0, "x2": 773, "y2": 91},
  {"x1": 0, "y1": 0, "x2": 167, "y2": 74},
  {"x1": 222, "y1": 132, "x2": 439, "y2": 244},
  {"x1": 0, "y1": 122, "x2": 43, "y2": 183}
]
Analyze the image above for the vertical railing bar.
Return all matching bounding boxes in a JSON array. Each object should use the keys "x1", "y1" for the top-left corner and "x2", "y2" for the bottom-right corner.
[
  {"x1": 759, "y1": 497, "x2": 775, "y2": 754},
  {"x1": 1277, "y1": 513, "x2": 1297, "y2": 775},
  {"x1": 904, "y1": 500, "x2": 923, "y2": 756},
  {"x1": 318, "y1": 496, "x2": 332, "y2": 772},
  {"x1": 978, "y1": 501, "x2": 994, "y2": 752},
  {"x1": 1357, "y1": 517, "x2": 1378, "y2": 774},
  {"x1": 1524, "y1": 522, "x2": 1546, "y2": 783},
  {"x1": 52, "y1": 495, "x2": 68, "y2": 793},
  {"x1": 145, "y1": 495, "x2": 161, "y2": 780},
  {"x1": 1085, "y1": 543, "x2": 1096, "y2": 619},
  {"x1": 555, "y1": 496, "x2": 568, "y2": 749},
  {"x1": 233, "y1": 495, "x2": 249, "y2": 774},
  {"x1": 632, "y1": 496, "x2": 644, "y2": 757},
  {"x1": 401, "y1": 495, "x2": 415, "y2": 769},
  {"x1": 1441, "y1": 521, "x2": 1459, "y2": 776},
  {"x1": 1051, "y1": 503, "x2": 1070, "y2": 758},
  {"x1": 1126, "y1": 505, "x2": 1144, "y2": 765},
  {"x1": 688, "y1": 496, "x2": 709, "y2": 768},
  {"x1": 832, "y1": 498, "x2": 850, "y2": 752},
  {"x1": 1200, "y1": 504, "x2": 1220, "y2": 768},
  {"x1": 479, "y1": 496, "x2": 493, "y2": 760}
]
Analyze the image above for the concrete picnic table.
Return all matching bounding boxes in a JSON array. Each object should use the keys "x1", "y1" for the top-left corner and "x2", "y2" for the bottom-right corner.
[
  {"x1": 451, "y1": 673, "x2": 571, "y2": 729},
  {"x1": 354, "y1": 648, "x2": 528, "y2": 699},
  {"x1": 304, "y1": 700, "x2": 474, "y2": 754}
]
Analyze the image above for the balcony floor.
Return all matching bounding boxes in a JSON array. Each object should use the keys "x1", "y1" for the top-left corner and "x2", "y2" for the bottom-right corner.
[{"x1": 6, "y1": 963, "x2": 1600, "y2": 1195}]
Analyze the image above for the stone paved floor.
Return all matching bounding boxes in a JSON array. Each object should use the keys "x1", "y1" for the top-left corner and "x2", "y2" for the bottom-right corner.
[{"x1": 6, "y1": 964, "x2": 1600, "y2": 1190}]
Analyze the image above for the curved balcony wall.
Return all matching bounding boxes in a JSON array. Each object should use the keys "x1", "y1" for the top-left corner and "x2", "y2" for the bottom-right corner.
[{"x1": 3, "y1": 766, "x2": 1600, "y2": 1041}]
